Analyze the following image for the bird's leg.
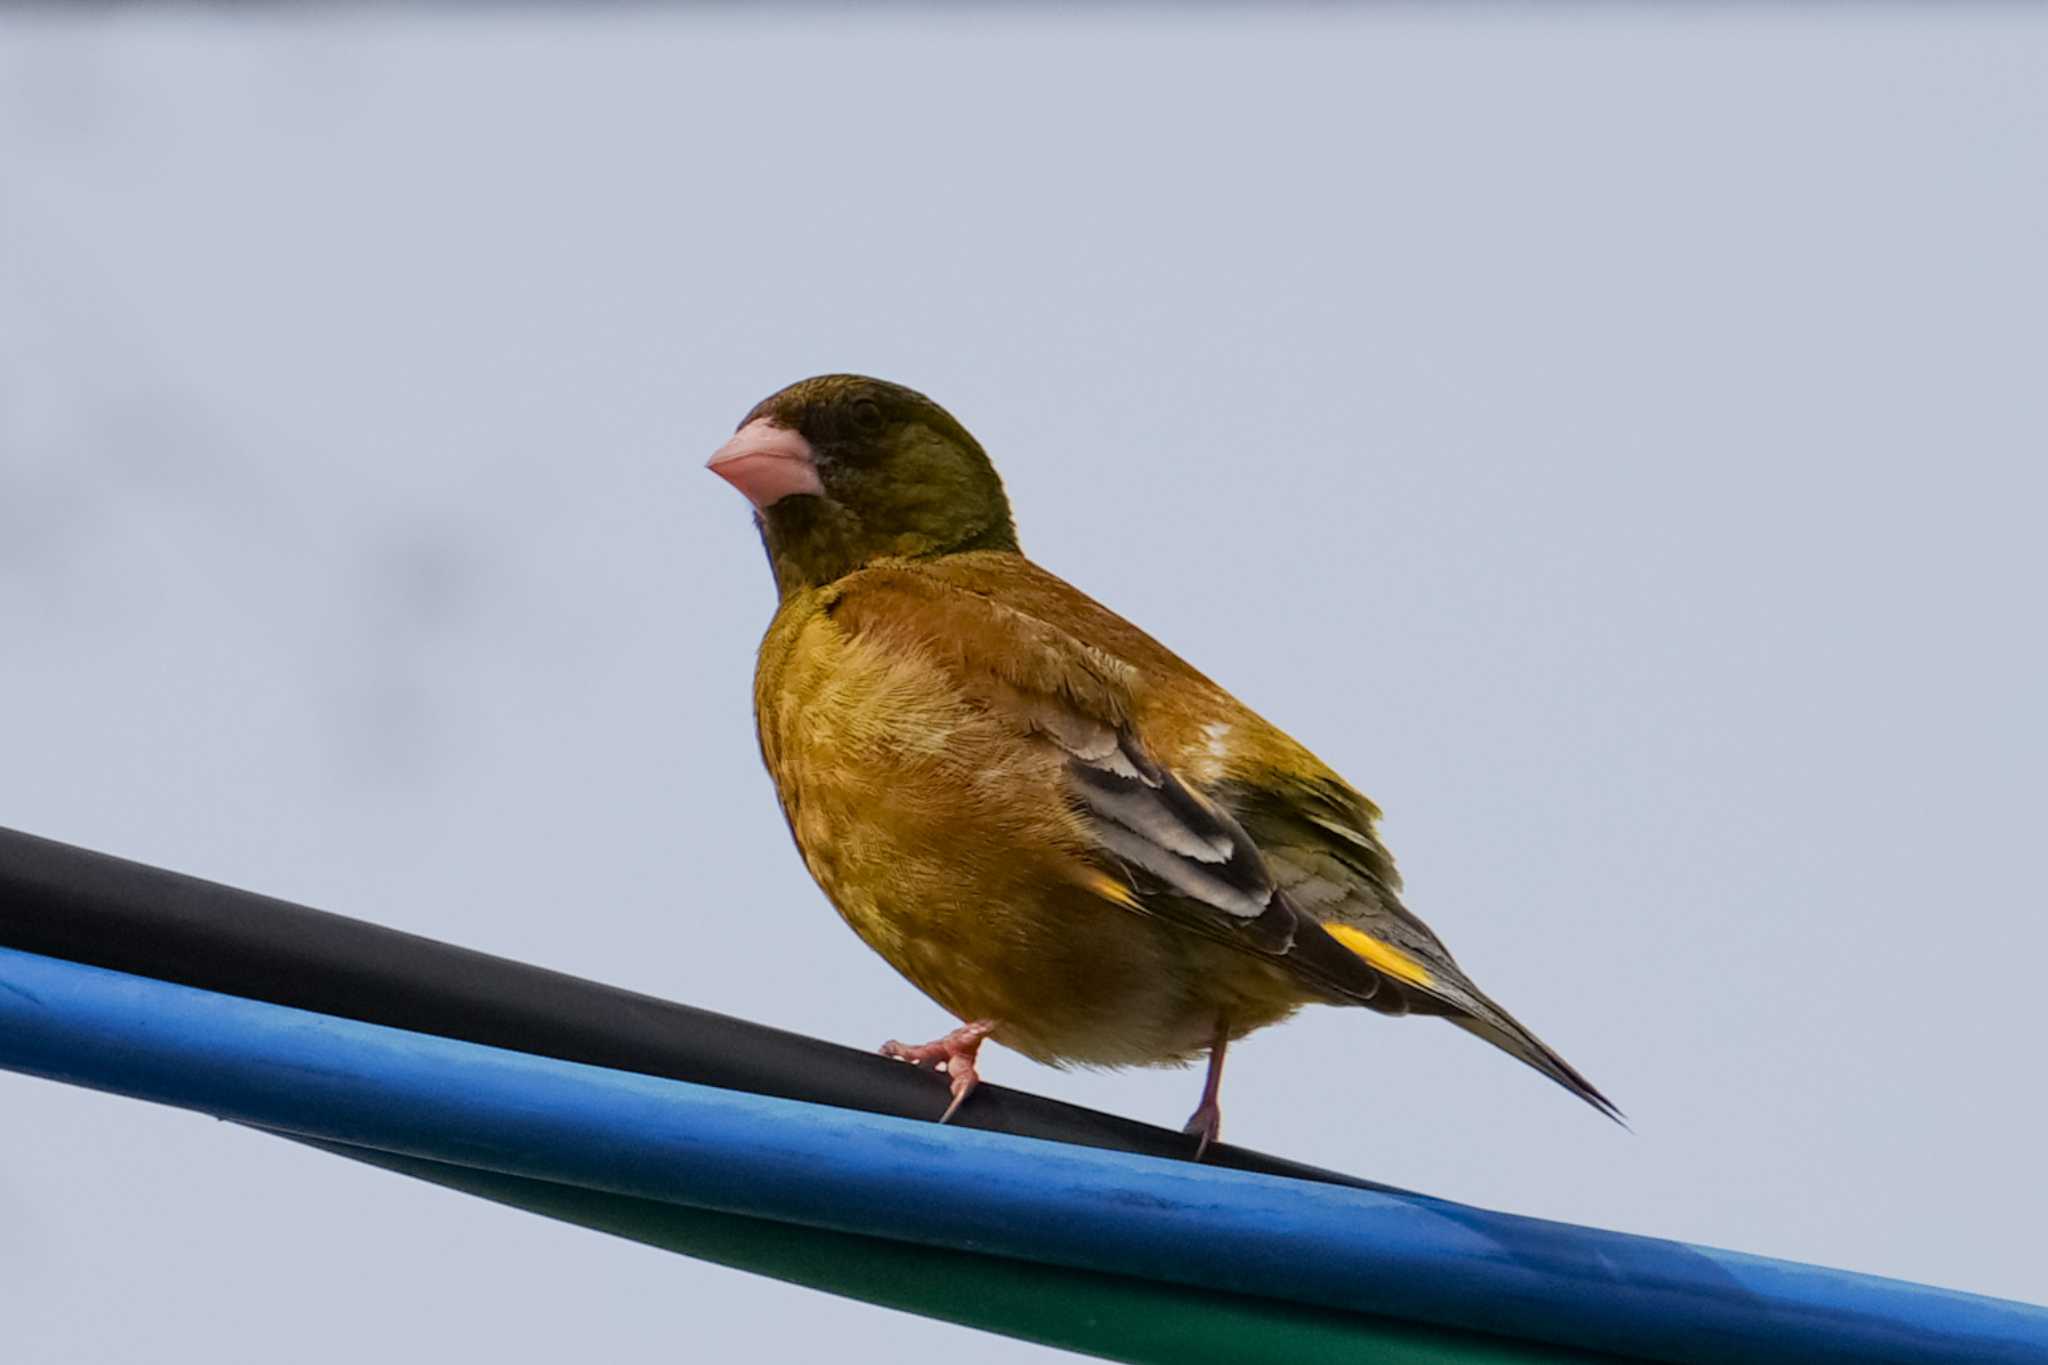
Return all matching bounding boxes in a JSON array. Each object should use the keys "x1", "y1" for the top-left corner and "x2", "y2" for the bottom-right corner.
[
  {"x1": 880, "y1": 1019, "x2": 997, "y2": 1124},
  {"x1": 1182, "y1": 1017, "x2": 1230, "y2": 1161}
]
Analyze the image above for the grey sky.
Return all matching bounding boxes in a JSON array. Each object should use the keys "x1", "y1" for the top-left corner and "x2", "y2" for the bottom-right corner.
[{"x1": 3, "y1": 9, "x2": 2044, "y2": 1362}]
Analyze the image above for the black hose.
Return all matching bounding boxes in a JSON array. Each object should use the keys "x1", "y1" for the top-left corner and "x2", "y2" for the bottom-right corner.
[{"x1": 0, "y1": 824, "x2": 1383, "y2": 1190}]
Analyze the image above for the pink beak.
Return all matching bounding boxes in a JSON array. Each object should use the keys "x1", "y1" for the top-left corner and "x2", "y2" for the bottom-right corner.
[{"x1": 708, "y1": 418, "x2": 824, "y2": 510}]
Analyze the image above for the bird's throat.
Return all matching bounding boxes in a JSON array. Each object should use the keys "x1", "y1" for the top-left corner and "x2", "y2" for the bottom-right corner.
[{"x1": 759, "y1": 496, "x2": 1019, "y2": 599}]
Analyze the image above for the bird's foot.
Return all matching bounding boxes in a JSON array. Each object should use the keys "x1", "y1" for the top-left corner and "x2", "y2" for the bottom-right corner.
[
  {"x1": 880, "y1": 1019, "x2": 997, "y2": 1123},
  {"x1": 1182, "y1": 1097, "x2": 1223, "y2": 1162},
  {"x1": 1182, "y1": 1016, "x2": 1230, "y2": 1161}
]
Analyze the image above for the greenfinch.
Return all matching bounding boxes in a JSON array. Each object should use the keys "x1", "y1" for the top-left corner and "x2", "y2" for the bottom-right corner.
[{"x1": 710, "y1": 375, "x2": 1617, "y2": 1153}]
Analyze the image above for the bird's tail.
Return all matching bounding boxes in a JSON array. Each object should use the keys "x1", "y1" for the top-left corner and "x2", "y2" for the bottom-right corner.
[{"x1": 1447, "y1": 990, "x2": 1625, "y2": 1125}]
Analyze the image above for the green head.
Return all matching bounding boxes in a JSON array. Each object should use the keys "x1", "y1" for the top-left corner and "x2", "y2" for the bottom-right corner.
[{"x1": 708, "y1": 375, "x2": 1019, "y2": 596}]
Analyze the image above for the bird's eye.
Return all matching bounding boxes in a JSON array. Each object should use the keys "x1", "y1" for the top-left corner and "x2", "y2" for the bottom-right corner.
[{"x1": 849, "y1": 397, "x2": 885, "y2": 434}]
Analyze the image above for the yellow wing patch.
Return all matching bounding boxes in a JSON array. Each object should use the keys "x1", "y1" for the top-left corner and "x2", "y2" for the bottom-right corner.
[
  {"x1": 1081, "y1": 870, "x2": 1145, "y2": 911},
  {"x1": 1079, "y1": 862, "x2": 1432, "y2": 991},
  {"x1": 1324, "y1": 924, "x2": 1435, "y2": 988}
]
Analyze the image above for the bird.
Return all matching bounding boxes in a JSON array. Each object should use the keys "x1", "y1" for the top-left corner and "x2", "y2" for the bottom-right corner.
[{"x1": 708, "y1": 374, "x2": 1618, "y2": 1155}]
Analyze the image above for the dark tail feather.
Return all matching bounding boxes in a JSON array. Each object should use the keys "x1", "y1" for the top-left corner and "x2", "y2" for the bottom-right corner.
[{"x1": 1449, "y1": 996, "x2": 1625, "y2": 1126}]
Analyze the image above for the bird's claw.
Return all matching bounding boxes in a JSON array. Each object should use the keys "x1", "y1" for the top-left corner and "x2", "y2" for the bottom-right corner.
[
  {"x1": 879, "y1": 1019, "x2": 996, "y2": 1124},
  {"x1": 1182, "y1": 1099, "x2": 1223, "y2": 1161}
]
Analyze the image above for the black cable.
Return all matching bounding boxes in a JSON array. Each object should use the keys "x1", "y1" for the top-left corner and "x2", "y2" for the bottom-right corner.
[{"x1": 0, "y1": 824, "x2": 1383, "y2": 1190}]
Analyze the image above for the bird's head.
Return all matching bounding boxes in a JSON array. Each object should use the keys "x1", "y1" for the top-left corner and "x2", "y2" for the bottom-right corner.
[{"x1": 708, "y1": 374, "x2": 1018, "y2": 596}]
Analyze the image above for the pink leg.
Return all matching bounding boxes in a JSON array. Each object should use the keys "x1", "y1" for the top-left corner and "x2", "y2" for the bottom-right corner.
[
  {"x1": 880, "y1": 1019, "x2": 997, "y2": 1123},
  {"x1": 1182, "y1": 1017, "x2": 1229, "y2": 1161}
]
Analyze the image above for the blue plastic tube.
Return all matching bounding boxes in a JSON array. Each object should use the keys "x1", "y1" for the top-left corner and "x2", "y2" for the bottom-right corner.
[{"x1": 1, "y1": 945, "x2": 2041, "y2": 1364}]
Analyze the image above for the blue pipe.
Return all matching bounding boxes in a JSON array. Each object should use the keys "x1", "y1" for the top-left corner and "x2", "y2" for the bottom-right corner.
[{"x1": 0, "y1": 946, "x2": 2039, "y2": 1364}]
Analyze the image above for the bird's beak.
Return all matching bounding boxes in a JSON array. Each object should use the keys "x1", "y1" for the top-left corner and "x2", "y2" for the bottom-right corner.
[{"x1": 707, "y1": 418, "x2": 824, "y2": 510}]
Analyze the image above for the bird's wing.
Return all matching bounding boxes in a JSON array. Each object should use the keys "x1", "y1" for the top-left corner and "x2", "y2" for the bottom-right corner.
[
  {"x1": 1036, "y1": 708, "x2": 1399, "y2": 1004},
  {"x1": 824, "y1": 556, "x2": 1394, "y2": 1005}
]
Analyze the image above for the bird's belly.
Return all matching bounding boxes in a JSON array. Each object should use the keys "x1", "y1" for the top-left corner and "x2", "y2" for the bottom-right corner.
[{"x1": 817, "y1": 865, "x2": 1302, "y2": 1068}]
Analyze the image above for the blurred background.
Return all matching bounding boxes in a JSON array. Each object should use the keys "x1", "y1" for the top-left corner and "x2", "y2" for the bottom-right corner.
[{"x1": 3, "y1": 6, "x2": 2044, "y2": 1362}]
